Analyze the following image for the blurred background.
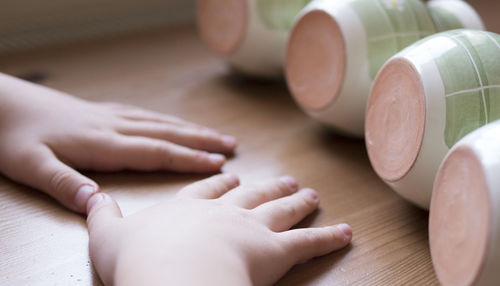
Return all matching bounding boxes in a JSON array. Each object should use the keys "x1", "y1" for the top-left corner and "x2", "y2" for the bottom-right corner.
[
  {"x1": 0, "y1": 0, "x2": 498, "y2": 55},
  {"x1": 0, "y1": 0, "x2": 195, "y2": 54}
]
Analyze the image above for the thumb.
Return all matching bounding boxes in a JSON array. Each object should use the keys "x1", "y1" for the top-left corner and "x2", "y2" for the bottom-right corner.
[
  {"x1": 11, "y1": 146, "x2": 99, "y2": 213},
  {"x1": 43, "y1": 159, "x2": 99, "y2": 213},
  {"x1": 86, "y1": 193, "x2": 123, "y2": 286},
  {"x1": 86, "y1": 193, "x2": 123, "y2": 228}
]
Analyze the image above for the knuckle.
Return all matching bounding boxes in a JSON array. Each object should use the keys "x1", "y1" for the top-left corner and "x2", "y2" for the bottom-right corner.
[
  {"x1": 193, "y1": 150, "x2": 209, "y2": 161},
  {"x1": 149, "y1": 143, "x2": 171, "y2": 167},
  {"x1": 278, "y1": 203, "x2": 297, "y2": 218},
  {"x1": 17, "y1": 148, "x2": 42, "y2": 170},
  {"x1": 253, "y1": 189, "x2": 271, "y2": 202},
  {"x1": 194, "y1": 137, "x2": 209, "y2": 150},
  {"x1": 48, "y1": 169, "x2": 75, "y2": 195},
  {"x1": 298, "y1": 230, "x2": 322, "y2": 247},
  {"x1": 151, "y1": 142, "x2": 167, "y2": 157}
]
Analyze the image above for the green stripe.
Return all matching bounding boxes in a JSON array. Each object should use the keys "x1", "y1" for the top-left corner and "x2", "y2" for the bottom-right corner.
[
  {"x1": 428, "y1": 5, "x2": 464, "y2": 32},
  {"x1": 473, "y1": 32, "x2": 500, "y2": 122},
  {"x1": 445, "y1": 92, "x2": 485, "y2": 147},
  {"x1": 350, "y1": 0, "x2": 436, "y2": 78},
  {"x1": 483, "y1": 33, "x2": 500, "y2": 122},
  {"x1": 434, "y1": 35, "x2": 480, "y2": 95},
  {"x1": 419, "y1": 31, "x2": 500, "y2": 147},
  {"x1": 455, "y1": 33, "x2": 490, "y2": 116},
  {"x1": 351, "y1": 0, "x2": 398, "y2": 78},
  {"x1": 407, "y1": 0, "x2": 437, "y2": 35},
  {"x1": 349, "y1": 0, "x2": 449, "y2": 79},
  {"x1": 439, "y1": 34, "x2": 485, "y2": 147},
  {"x1": 377, "y1": 0, "x2": 421, "y2": 49},
  {"x1": 256, "y1": 0, "x2": 311, "y2": 30}
]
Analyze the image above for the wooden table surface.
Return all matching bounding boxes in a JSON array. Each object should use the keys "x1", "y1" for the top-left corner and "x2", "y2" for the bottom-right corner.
[{"x1": 1, "y1": 3, "x2": 499, "y2": 285}]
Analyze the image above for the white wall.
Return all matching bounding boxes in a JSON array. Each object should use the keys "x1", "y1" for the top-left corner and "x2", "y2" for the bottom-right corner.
[{"x1": 0, "y1": 0, "x2": 196, "y2": 53}]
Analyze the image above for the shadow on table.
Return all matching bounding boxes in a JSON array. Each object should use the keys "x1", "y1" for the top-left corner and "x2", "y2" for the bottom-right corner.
[
  {"x1": 214, "y1": 72, "x2": 299, "y2": 107},
  {"x1": 319, "y1": 126, "x2": 367, "y2": 163},
  {"x1": 277, "y1": 243, "x2": 354, "y2": 285},
  {"x1": 0, "y1": 170, "x2": 212, "y2": 220},
  {"x1": 89, "y1": 170, "x2": 213, "y2": 196}
]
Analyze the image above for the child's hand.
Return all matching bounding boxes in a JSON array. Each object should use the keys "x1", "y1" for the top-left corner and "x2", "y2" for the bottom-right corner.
[
  {"x1": 87, "y1": 174, "x2": 352, "y2": 286},
  {"x1": 0, "y1": 73, "x2": 236, "y2": 213}
]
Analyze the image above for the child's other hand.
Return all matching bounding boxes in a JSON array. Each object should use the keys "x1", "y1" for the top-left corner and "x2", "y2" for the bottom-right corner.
[
  {"x1": 0, "y1": 73, "x2": 236, "y2": 213},
  {"x1": 87, "y1": 174, "x2": 352, "y2": 286}
]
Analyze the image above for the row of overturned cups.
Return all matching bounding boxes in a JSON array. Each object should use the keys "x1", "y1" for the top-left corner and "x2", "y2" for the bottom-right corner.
[{"x1": 198, "y1": 1, "x2": 500, "y2": 285}]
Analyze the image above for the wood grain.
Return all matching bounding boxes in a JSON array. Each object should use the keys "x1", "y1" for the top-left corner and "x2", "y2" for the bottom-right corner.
[
  {"x1": 1, "y1": 1, "x2": 498, "y2": 284},
  {"x1": 0, "y1": 25, "x2": 435, "y2": 285}
]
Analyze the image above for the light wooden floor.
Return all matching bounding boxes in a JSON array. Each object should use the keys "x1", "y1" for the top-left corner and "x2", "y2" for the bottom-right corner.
[{"x1": 1, "y1": 2, "x2": 499, "y2": 284}]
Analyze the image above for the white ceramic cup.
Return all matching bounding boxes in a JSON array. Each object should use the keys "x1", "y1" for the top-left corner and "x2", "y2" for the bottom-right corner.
[
  {"x1": 430, "y1": 119, "x2": 500, "y2": 286},
  {"x1": 286, "y1": 0, "x2": 484, "y2": 136},
  {"x1": 365, "y1": 29, "x2": 500, "y2": 209},
  {"x1": 198, "y1": 0, "x2": 310, "y2": 77}
]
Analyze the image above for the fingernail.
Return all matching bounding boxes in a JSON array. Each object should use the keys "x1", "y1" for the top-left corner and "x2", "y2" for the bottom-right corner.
[
  {"x1": 280, "y1": 176, "x2": 298, "y2": 191},
  {"x1": 223, "y1": 173, "x2": 240, "y2": 185},
  {"x1": 208, "y1": 153, "x2": 226, "y2": 164},
  {"x1": 74, "y1": 185, "x2": 97, "y2": 212},
  {"x1": 222, "y1": 135, "x2": 237, "y2": 149},
  {"x1": 301, "y1": 188, "x2": 318, "y2": 201},
  {"x1": 337, "y1": 223, "x2": 352, "y2": 240},
  {"x1": 86, "y1": 193, "x2": 105, "y2": 214}
]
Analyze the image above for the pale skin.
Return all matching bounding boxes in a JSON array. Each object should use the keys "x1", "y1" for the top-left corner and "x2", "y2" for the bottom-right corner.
[
  {"x1": 0, "y1": 72, "x2": 236, "y2": 214},
  {"x1": 87, "y1": 174, "x2": 353, "y2": 286},
  {"x1": 0, "y1": 72, "x2": 353, "y2": 284}
]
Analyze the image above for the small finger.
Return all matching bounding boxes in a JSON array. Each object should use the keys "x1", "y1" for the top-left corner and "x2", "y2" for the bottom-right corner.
[
  {"x1": 177, "y1": 173, "x2": 240, "y2": 199},
  {"x1": 219, "y1": 176, "x2": 298, "y2": 209},
  {"x1": 280, "y1": 224, "x2": 352, "y2": 263},
  {"x1": 253, "y1": 188, "x2": 319, "y2": 232},
  {"x1": 116, "y1": 121, "x2": 237, "y2": 154}
]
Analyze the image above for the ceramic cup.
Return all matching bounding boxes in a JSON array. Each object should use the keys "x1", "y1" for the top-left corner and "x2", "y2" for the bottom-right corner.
[
  {"x1": 198, "y1": 0, "x2": 310, "y2": 77},
  {"x1": 365, "y1": 29, "x2": 500, "y2": 209},
  {"x1": 429, "y1": 119, "x2": 500, "y2": 286},
  {"x1": 286, "y1": 0, "x2": 484, "y2": 136}
]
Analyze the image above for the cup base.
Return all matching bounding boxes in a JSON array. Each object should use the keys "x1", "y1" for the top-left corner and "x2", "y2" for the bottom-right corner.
[
  {"x1": 366, "y1": 57, "x2": 425, "y2": 182},
  {"x1": 430, "y1": 146, "x2": 490, "y2": 286},
  {"x1": 197, "y1": 0, "x2": 247, "y2": 55},
  {"x1": 286, "y1": 9, "x2": 345, "y2": 111}
]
